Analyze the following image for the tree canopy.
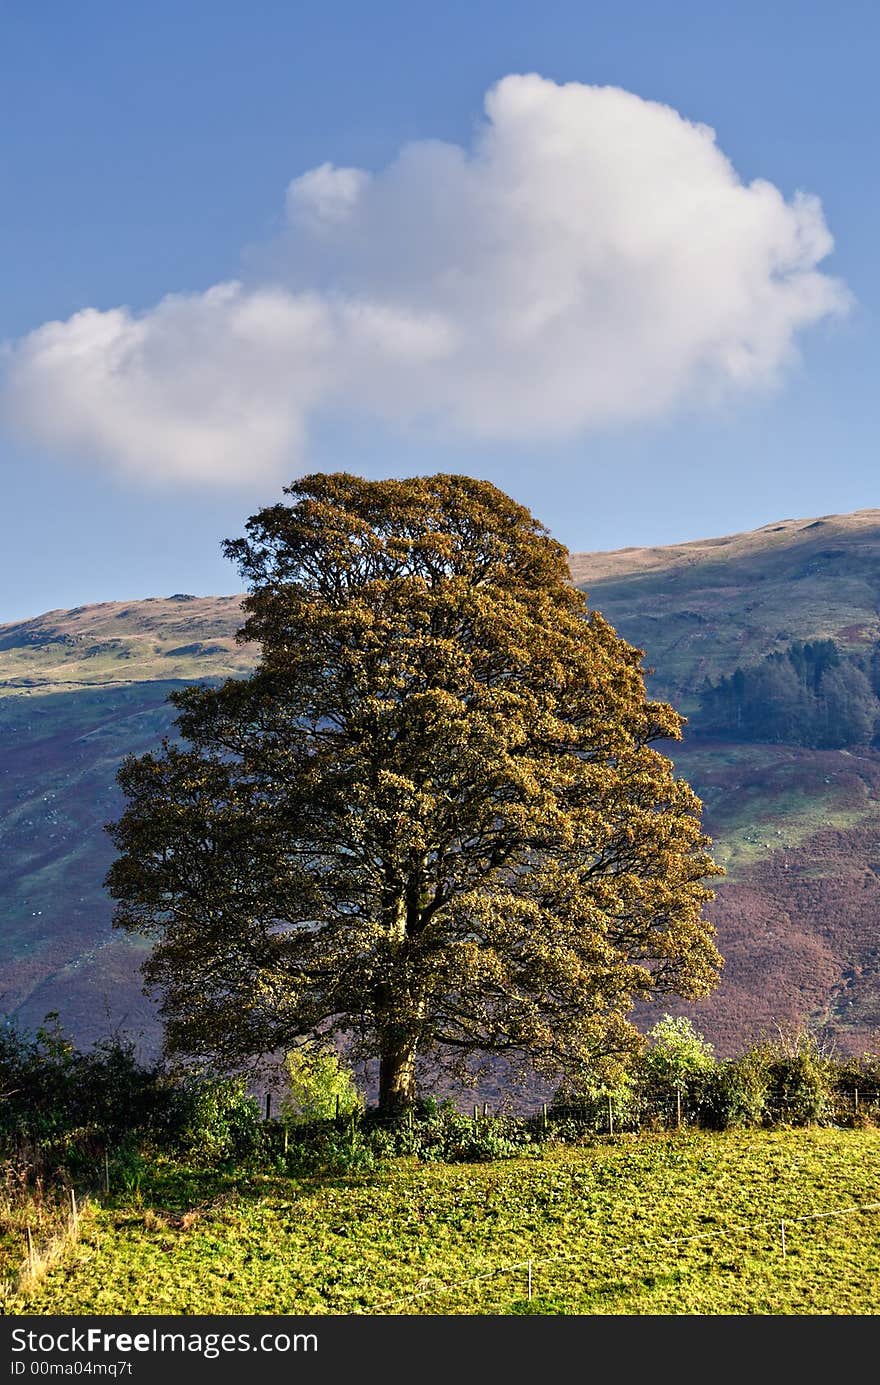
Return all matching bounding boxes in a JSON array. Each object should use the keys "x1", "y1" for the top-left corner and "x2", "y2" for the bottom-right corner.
[
  {"x1": 694, "y1": 639, "x2": 878, "y2": 748},
  {"x1": 106, "y1": 473, "x2": 723, "y2": 1112}
]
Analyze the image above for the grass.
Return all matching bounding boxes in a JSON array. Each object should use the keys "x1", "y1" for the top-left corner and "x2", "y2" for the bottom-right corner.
[
  {"x1": 0, "y1": 1168, "x2": 90, "y2": 1310},
  {"x1": 674, "y1": 742, "x2": 880, "y2": 879},
  {"x1": 6, "y1": 1128, "x2": 880, "y2": 1316}
]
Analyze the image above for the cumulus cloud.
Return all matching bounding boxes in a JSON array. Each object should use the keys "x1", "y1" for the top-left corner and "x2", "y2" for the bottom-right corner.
[{"x1": 2, "y1": 74, "x2": 850, "y2": 484}]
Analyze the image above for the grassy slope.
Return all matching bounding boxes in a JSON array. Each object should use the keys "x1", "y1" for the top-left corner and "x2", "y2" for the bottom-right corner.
[
  {"x1": 10, "y1": 1130, "x2": 880, "y2": 1315},
  {"x1": 0, "y1": 597, "x2": 255, "y2": 1049},
  {"x1": 0, "y1": 594, "x2": 255, "y2": 692},
  {"x1": 574, "y1": 508, "x2": 880, "y2": 708}
]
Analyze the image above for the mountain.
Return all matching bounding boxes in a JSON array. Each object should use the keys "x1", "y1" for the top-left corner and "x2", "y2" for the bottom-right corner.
[
  {"x1": 0, "y1": 596, "x2": 256, "y2": 1051},
  {"x1": 2, "y1": 511, "x2": 879, "y2": 1060},
  {"x1": 570, "y1": 507, "x2": 880, "y2": 710},
  {"x1": 573, "y1": 509, "x2": 880, "y2": 1052}
]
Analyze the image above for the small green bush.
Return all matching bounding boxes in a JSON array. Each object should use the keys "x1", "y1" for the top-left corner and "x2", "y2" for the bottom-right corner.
[
  {"x1": 171, "y1": 1075, "x2": 265, "y2": 1165},
  {"x1": 636, "y1": 1016, "x2": 716, "y2": 1104},
  {"x1": 280, "y1": 1045, "x2": 362, "y2": 1125},
  {"x1": 763, "y1": 1035, "x2": 836, "y2": 1127}
]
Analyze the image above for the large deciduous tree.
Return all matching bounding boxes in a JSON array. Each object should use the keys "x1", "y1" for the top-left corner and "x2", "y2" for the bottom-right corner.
[{"x1": 106, "y1": 474, "x2": 723, "y2": 1112}]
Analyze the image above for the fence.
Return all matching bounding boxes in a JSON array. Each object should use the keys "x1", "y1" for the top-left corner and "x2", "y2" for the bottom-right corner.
[
  {"x1": 369, "y1": 1200, "x2": 880, "y2": 1314},
  {"x1": 260, "y1": 1083, "x2": 880, "y2": 1141},
  {"x1": 3, "y1": 1112, "x2": 879, "y2": 1314},
  {"x1": 540, "y1": 1085, "x2": 880, "y2": 1134}
]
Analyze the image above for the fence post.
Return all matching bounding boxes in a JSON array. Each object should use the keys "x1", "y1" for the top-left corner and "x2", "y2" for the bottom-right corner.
[
  {"x1": 264, "y1": 1092, "x2": 272, "y2": 1122},
  {"x1": 483, "y1": 1102, "x2": 489, "y2": 1118},
  {"x1": 69, "y1": 1187, "x2": 78, "y2": 1234},
  {"x1": 854, "y1": 1089, "x2": 859, "y2": 1117},
  {"x1": 335, "y1": 1094, "x2": 340, "y2": 1122},
  {"x1": 473, "y1": 1105, "x2": 479, "y2": 1122},
  {"x1": 25, "y1": 1226, "x2": 34, "y2": 1274},
  {"x1": 541, "y1": 1103, "x2": 548, "y2": 1132}
]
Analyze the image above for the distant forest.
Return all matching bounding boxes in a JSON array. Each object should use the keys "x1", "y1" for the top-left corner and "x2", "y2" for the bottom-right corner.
[{"x1": 692, "y1": 639, "x2": 880, "y2": 748}]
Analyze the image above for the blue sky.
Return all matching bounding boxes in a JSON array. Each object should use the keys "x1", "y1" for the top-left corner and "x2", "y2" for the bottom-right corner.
[{"x1": 1, "y1": 0, "x2": 878, "y2": 622}]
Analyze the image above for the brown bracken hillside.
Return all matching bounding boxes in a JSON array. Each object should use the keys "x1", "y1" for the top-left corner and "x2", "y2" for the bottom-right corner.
[{"x1": 1, "y1": 510, "x2": 879, "y2": 1062}]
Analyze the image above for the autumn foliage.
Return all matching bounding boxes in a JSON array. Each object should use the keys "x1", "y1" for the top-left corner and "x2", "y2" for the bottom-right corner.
[{"x1": 107, "y1": 474, "x2": 723, "y2": 1112}]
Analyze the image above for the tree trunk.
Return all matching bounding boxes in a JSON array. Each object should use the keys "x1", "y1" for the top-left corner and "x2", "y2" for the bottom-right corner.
[{"x1": 378, "y1": 1035, "x2": 418, "y2": 1115}]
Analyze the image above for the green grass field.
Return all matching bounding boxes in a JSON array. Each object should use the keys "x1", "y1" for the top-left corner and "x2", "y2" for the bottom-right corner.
[{"x1": 8, "y1": 1128, "x2": 880, "y2": 1316}]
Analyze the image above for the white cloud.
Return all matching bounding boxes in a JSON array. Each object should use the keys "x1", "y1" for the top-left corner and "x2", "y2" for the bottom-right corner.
[
  {"x1": 2, "y1": 74, "x2": 850, "y2": 485},
  {"x1": 4, "y1": 286, "x2": 331, "y2": 484}
]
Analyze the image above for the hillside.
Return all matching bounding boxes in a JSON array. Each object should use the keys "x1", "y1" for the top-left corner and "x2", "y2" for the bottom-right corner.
[
  {"x1": 0, "y1": 597, "x2": 256, "y2": 1048},
  {"x1": 0, "y1": 594, "x2": 256, "y2": 691},
  {"x1": 2, "y1": 509, "x2": 880, "y2": 1063},
  {"x1": 571, "y1": 508, "x2": 880, "y2": 709},
  {"x1": 575, "y1": 510, "x2": 880, "y2": 1051},
  {"x1": 11, "y1": 1131, "x2": 880, "y2": 1315}
]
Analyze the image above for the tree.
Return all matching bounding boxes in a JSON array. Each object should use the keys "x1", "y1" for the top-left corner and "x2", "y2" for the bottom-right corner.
[
  {"x1": 106, "y1": 473, "x2": 723, "y2": 1113},
  {"x1": 817, "y1": 663, "x2": 874, "y2": 748},
  {"x1": 281, "y1": 1045, "x2": 362, "y2": 1125},
  {"x1": 637, "y1": 1014, "x2": 716, "y2": 1102}
]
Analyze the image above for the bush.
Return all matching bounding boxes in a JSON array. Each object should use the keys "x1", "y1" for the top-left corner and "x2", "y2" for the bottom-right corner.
[
  {"x1": 700, "y1": 1050, "x2": 772, "y2": 1129},
  {"x1": 762, "y1": 1034, "x2": 836, "y2": 1127},
  {"x1": 364, "y1": 1101, "x2": 530, "y2": 1162},
  {"x1": 546, "y1": 1077, "x2": 637, "y2": 1135},
  {"x1": 610, "y1": 1016, "x2": 716, "y2": 1127},
  {"x1": 2, "y1": 1015, "x2": 877, "y2": 1178},
  {"x1": 697, "y1": 1034, "x2": 836, "y2": 1130},
  {"x1": 282, "y1": 1121, "x2": 377, "y2": 1176},
  {"x1": 0, "y1": 1017, "x2": 171, "y2": 1175},
  {"x1": 169, "y1": 1075, "x2": 265, "y2": 1166},
  {"x1": 281, "y1": 1045, "x2": 362, "y2": 1125},
  {"x1": 834, "y1": 1053, "x2": 880, "y2": 1125},
  {"x1": 637, "y1": 1016, "x2": 715, "y2": 1096}
]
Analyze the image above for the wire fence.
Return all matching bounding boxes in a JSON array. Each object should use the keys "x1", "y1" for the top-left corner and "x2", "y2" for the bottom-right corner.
[
  {"x1": 3, "y1": 1111, "x2": 879, "y2": 1312},
  {"x1": 3, "y1": 1076, "x2": 878, "y2": 1308},
  {"x1": 537, "y1": 1086, "x2": 880, "y2": 1134},
  {"x1": 368, "y1": 1200, "x2": 880, "y2": 1314},
  {"x1": 264, "y1": 1085, "x2": 880, "y2": 1137}
]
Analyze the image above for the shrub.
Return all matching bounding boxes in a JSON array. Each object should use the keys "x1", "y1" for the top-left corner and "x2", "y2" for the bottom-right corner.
[
  {"x1": 280, "y1": 1045, "x2": 362, "y2": 1125},
  {"x1": 834, "y1": 1053, "x2": 880, "y2": 1126},
  {"x1": 282, "y1": 1121, "x2": 377, "y2": 1176},
  {"x1": 638, "y1": 1016, "x2": 716, "y2": 1092},
  {"x1": 762, "y1": 1033, "x2": 836, "y2": 1127},
  {"x1": 633, "y1": 1016, "x2": 716, "y2": 1124},
  {"x1": 700, "y1": 1049, "x2": 772, "y2": 1129},
  {"x1": 0, "y1": 1017, "x2": 171, "y2": 1176},
  {"x1": 546, "y1": 1077, "x2": 637, "y2": 1135},
  {"x1": 170, "y1": 1075, "x2": 265, "y2": 1165},
  {"x1": 361, "y1": 1101, "x2": 530, "y2": 1163}
]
